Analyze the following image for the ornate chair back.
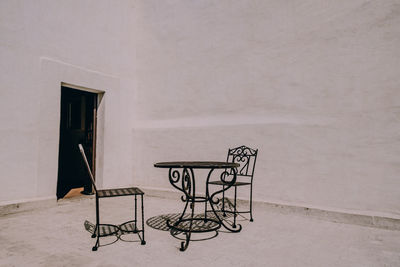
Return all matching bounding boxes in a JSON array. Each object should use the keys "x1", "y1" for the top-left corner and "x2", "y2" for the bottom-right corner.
[{"x1": 227, "y1": 145, "x2": 258, "y2": 183}]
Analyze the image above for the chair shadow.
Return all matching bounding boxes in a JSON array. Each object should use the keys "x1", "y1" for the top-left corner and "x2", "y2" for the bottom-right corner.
[{"x1": 84, "y1": 220, "x2": 142, "y2": 248}]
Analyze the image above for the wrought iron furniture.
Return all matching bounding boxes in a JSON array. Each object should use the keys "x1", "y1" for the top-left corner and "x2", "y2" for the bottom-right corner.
[
  {"x1": 78, "y1": 144, "x2": 145, "y2": 251},
  {"x1": 154, "y1": 161, "x2": 241, "y2": 251},
  {"x1": 208, "y1": 145, "x2": 258, "y2": 226}
]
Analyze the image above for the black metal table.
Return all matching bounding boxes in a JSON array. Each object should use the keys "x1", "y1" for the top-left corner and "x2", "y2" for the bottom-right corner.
[{"x1": 154, "y1": 161, "x2": 241, "y2": 251}]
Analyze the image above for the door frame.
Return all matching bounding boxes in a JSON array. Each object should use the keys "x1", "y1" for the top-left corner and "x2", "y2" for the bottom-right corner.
[{"x1": 58, "y1": 82, "x2": 104, "y2": 196}]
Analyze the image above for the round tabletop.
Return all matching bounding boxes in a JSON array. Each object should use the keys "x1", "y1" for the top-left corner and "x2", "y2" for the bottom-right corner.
[{"x1": 154, "y1": 161, "x2": 239, "y2": 169}]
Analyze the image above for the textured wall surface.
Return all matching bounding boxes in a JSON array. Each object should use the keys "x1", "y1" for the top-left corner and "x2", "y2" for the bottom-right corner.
[
  {"x1": 131, "y1": 0, "x2": 400, "y2": 216},
  {"x1": 0, "y1": 0, "x2": 137, "y2": 202},
  {"x1": 1, "y1": 0, "x2": 399, "y2": 218}
]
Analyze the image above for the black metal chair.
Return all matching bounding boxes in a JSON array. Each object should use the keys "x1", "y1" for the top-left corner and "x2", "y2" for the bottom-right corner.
[
  {"x1": 208, "y1": 145, "x2": 258, "y2": 227},
  {"x1": 78, "y1": 144, "x2": 145, "y2": 251}
]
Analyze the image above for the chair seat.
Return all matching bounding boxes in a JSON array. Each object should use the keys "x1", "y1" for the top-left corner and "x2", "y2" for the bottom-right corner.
[
  {"x1": 208, "y1": 180, "x2": 251, "y2": 186},
  {"x1": 97, "y1": 187, "x2": 144, "y2": 198}
]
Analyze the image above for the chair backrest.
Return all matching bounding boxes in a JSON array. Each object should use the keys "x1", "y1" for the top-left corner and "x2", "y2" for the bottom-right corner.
[
  {"x1": 227, "y1": 145, "x2": 258, "y2": 181},
  {"x1": 78, "y1": 144, "x2": 97, "y2": 192}
]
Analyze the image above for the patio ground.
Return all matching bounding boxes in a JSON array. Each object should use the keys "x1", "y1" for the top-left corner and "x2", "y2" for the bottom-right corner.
[{"x1": 1, "y1": 193, "x2": 400, "y2": 267}]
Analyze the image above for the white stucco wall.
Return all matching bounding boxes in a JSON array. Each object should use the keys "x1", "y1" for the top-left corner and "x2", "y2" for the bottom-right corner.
[
  {"x1": 0, "y1": 0, "x2": 137, "y2": 203},
  {"x1": 131, "y1": 0, "x2": 400, "y2": 217},
  {"x1": 1, "y1": 0, "x2": 399, "y2": 219}
]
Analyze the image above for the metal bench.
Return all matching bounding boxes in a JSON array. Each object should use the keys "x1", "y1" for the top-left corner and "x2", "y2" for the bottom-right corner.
[{"x1": 78, "y1": 144, "x2": 146, "y2": 251}]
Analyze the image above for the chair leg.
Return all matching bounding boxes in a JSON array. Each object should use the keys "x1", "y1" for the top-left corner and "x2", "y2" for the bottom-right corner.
[
  {"x1": 91, "y1": 197, "x2": 98, "y2": 238},
  {"x1": 204, "y1": 198, "x2": 208, "y2": 221},
  {"x1": 141, "y1": 194, "x2": 146, "y2": 245},
  {"x1": 134, "y1": 195, "x2": 138, "y2": 233},
  {"x1": 222, "y1": 185, "x2": 226, "y2": 216},
  {"x1": 250, "y1": 184, "x2": 254, "y2": 222},
  {"x1": 93, "y1": 196, "x2": 100, "y2": 251},
  {"x1": 233, "y1": 186, "x2": 237, "y2": 228}
]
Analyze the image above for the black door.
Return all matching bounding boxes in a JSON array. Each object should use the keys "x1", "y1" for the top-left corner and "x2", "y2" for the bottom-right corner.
[{"x1": 57, "y1": 87, "x2": 97, "y2": 199}]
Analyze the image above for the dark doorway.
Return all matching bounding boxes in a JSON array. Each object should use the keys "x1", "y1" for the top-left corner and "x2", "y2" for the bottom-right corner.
[{"x1": 57, "y1": 86, "x2": 97, "y2": 199}]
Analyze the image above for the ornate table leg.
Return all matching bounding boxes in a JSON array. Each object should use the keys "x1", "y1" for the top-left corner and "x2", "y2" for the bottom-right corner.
[
  {"x1": 166, "y1": 167, "x2": 196, "y2": 251},
  {"x1": 179, "y1": 192, "x2": 195, "y2": 251},
  {"x1": 206, "y1": 168, "x2": 242, "y2": 232}
]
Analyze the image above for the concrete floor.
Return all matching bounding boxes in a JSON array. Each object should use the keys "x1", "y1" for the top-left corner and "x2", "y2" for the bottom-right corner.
[{"x1": 1, "y1": 194, "x2": 400, "y2": 267}]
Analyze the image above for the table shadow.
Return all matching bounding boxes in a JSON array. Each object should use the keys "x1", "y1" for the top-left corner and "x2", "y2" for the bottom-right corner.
[{"x1": 146, "y1": 197, "x2": 247, "y2": 233}]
